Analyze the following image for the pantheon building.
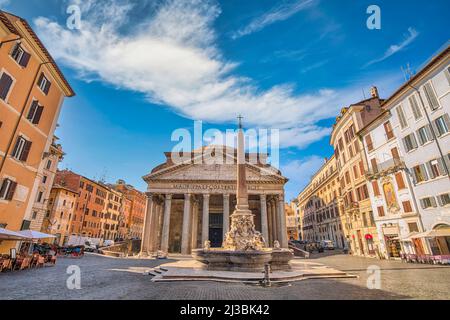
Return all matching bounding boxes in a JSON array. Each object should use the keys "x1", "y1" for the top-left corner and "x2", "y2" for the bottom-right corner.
[{"x1": 141, "y1": 146, "x2": 289, "y2": 255}]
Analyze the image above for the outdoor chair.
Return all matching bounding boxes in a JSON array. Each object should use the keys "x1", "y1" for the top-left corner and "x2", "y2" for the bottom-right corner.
[
  {"x1": 36, "y1": 256, "x2": 45, "y2": 268},
  {"x1": 19, "y1": 257, "x2": 31, "y2": 270},
  {"x1": 1, "y1": 258, "x2": 12, "y2": 272}
]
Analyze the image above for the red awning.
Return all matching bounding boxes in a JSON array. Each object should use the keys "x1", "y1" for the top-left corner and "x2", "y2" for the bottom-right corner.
[{"x1": 365, "y1": 234, "x2": 373, "y2": 240}]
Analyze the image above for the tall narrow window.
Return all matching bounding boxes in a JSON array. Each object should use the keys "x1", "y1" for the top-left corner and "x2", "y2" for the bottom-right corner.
[
  {"x1": 0, "y1": 72, "x2": 13, "y2": 101},
  {"x1": 417, "y1": 125, "x2": 434, "y2": 145},
  {"x1": 423, "y1": 82, "x2": 440, "y2": 111},
  {"x1": 365, "y1": 135, "x2": 373, "y2": 152},
  {"x1": 391, "y1": 147, "x2": 400, "y2": 161},
  {"x1": 402, "y1": 201, "x2": 413, "y2": 213},
  {"x1": 403, "y1": 133, "x2": 418, "y2": 152},
  {"x1": 372, "y1": 180, "x2": 381, "y2": 196},
  {"x1": 11, "y1": 44, "x2": 31, "y2": 67},
  {"x1": 11, "y1": 136, "x2": 32, "y2": 162},
  {"x1": 395, "y1": 172, "x2": 406, "y2": 190},
  {"x1": 433, "y1": 114, "x2": 450, "y2": 137},
  {"x1": 0, "y1": 178, "x2": 17, "y2": 201},
  {"x1": 384, "y1": 121, "x2": 394, "y2": 140},
  {"x1": 377, "y1": 206, "x2": 385, "y2": 217},
  {"x1": 371, "y1": 158, "x2": 378, "y2": 173},
  {"x1": 409, "y1": 95, "x2": 422, "y2": 120},
  {"x1": 26, "y1": 100, "x2": 44, "y2": 125},
  {"x1": 396, "y1": 105, "x2": 408, "y2": 129},
  {"x1": 37, "y1": 73, "x2": 51, "y2": 95}
]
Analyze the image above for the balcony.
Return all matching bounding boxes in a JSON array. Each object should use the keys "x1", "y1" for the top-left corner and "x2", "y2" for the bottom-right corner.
[{"x1": 366, "y1": 157, "x2": 406, "y2": 178}]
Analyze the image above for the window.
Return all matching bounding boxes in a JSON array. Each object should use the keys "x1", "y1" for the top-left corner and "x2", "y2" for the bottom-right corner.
[
  {"x1": 32, "y1": 211, "x2": 37, "y2": 219},
  {"x1": 408, "y1": 222, "x2": 419, "y2": 233},
  {"x1": 391, "y1": 147, "x2": 400, "y2": 161},
  {"x1": 348, "y1": 145, "x2": 354, "y2": 158},
  {"x1": 377, "y1": 206, "x2": 385, "y2": 217},
  {"x1": 0, "y1": 72, "x2": 13, "y2": 101},
  {"x1": 438, "y1": 193, "x2": 450, "y2": 206},
  {"x1": 37, "y1": 73, "x2": 51, "y2": 95},
  {"x1": 420, "y1": 197, "x2": 437, "y2": 209},
  {"x1": 0, "y1": 178, "x2": 17, "y2": 200},
  {"x1": 365, "y1": 135, "x2": 373, "y2": 151},
  {"x1": 426, "y1": 158, "x2": 446, "y2": 179},
  {"x1": 433, "y1": 114, "x2": 450, "y2": 137},
  {"x1": 345, "y1": 171, "x2": 350, "y2": 184},
  {"x1": 417, "y1": 125, "x2": 434, "y2": 145},
  {"x1": 353, "y1": 165, "x2": 359, "y2": 179},
  {"x1": 42, "y1": 176, "x2": 47, "y2": 184},
  {"x1": 384, "y1": 121, "x2": 394, "y2": 140},
  {"x1": 395, "y1": 172, "x2": 406, "y2": 190},
  {"x1": 403, "y1": 133, "x2": 418, "y2": 152},
  {"x1": 396, "y1": 105, "x2": 408, "y2": 129},
  {"x1": 412, "y1": 164, "x2": 428, "y2": 184},
  {"x1": 409, "y1": 95, "x2": 422, "y2": 120},
  {"x1": 370, "y1": 158, "x2": 378, "y2": 173},
  {"x1": 10, "y1": 44, "x2": 31, "y2": 67},
  {"x1": 359, "y1": 161, "x2": 365, "y2": 176},
  {"x1": 445, "y1": 66, "x2": 450, "y2": 85},
  {"x1": 11, "y1": 136, "x2": 32, "y2": 162},
  {"x1": 37, "y1": 191, "x2": 43, "y2": 203},
  {"x1": 372, "y1": 181, "x2": 381, "y2": 197},
  {"x1": 26, "y1": 100, "x2": 44, "y2": 125},
  {"x1": 402, "y1": 201, "x2": 413, "y2": 213},
  {"x1": 423, "y1": 82, "x2": 439, "y2": 111}
]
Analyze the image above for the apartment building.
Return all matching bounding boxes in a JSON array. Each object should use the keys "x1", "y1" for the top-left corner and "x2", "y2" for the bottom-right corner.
[
  {"x1": 111, "y1": 180, "x2": 146, "y2": 239},
  {"x1": 296, "y1": 156, "x2": 347, "y2": 248},
  {"x1": 44, "y1": 184, "x2": 77, "y2": 246},
  {"x1": 102, "y1": 187, "x2": 122, "y2": 241},
  {"x1": 29, "y1": 136, "x2": 64, "y2": 231},
  {"x1": 0, "y1": 11, "x2": 74, "y2": 253},
  {"x1": 360, "y1": 110, "x2": 423, "y2": 259},
  {"x1": 330, "y1": 88, "x2": 384, "y2": 257},
  {"x1": 381, "y1": 45, "x2": 450, "y2": 256}
]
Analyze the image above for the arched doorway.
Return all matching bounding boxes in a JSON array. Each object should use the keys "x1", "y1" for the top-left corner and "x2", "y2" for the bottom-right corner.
[{"x1": 429, "y1": 223, "x2": 450, "y2": 255}]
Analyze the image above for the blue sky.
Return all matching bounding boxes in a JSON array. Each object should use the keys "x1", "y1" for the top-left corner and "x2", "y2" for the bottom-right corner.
[{"x1": 1, "y1": 0, "x2": 449, "y2": 200}]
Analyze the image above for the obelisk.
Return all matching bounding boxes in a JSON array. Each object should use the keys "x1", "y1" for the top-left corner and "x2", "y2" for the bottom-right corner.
[
  {"x1": 236, "y1": 115, "x2": 250, "y2": 213},
  {"x1": 223, "y1": 116, "x2": 265, "y2": 251}
]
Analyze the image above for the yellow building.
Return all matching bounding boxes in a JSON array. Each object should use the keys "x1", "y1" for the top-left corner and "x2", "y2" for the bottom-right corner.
[
  {"x1": 295, "y1": 156, "x2": 347, "y2": 248},
  {"x1": 0, "y1": 11, "x2": 74, "y2": 253},
  {"x1": 44, "y1": 184, "x2": 78, "y2": 246},
  {"x1": 330, "y1": 88, "x2": 383, "y2": 257}
]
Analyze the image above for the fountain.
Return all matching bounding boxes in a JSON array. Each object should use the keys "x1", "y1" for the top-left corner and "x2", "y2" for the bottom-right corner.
[{"x1": 192, "y1": 117, "x2": 293, "y2": 272}]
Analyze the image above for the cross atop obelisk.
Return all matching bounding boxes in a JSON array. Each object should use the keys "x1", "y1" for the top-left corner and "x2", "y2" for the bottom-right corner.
[{"x1": 237, "y1": 114, "x2": 243, "y2": 129}]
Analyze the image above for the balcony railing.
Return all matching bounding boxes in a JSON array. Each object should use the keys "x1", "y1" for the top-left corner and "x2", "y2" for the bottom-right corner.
[{"x1": 366, "y1": 157, "x2": 406, "y2": 177}]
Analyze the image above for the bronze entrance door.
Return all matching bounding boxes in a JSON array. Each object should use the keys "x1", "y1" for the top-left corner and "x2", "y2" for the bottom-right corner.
[{"x1": 209, "y1": 213, "x2": 223, "y2": 248}]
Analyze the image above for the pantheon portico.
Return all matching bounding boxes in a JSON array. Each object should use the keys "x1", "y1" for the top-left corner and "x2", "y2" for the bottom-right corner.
[{"x1": 141, "y1": 146, "x2": 289, "y2": 255}]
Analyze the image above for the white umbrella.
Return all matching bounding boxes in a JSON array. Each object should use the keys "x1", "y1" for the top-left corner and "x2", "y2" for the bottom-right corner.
[
  {"x1": 0, "y1": 227, "x2": 30, "y2": 241},
  {"x1": 17, "y1": 230, "x2": 56, "y2": 240}
]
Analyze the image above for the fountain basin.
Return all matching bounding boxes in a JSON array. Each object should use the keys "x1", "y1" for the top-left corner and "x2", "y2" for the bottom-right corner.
[{"x1": 192, "y1": 248, "x2": 293, "y2": 272}]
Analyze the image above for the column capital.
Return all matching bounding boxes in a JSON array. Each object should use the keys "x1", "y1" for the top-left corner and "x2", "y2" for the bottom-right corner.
[
  {"x1": 165, "y1": 194, "x2": 173, "y2": 200},
  {"x1": 223, "y1": 193, "x2": 230, "y2": 199},
  {"x1": 203, "y1": 193, "x2": 210, "y2": 199},
  {"x1": 145, "y1": 192, "x2": 153, "y2": 199},
  {"x1": 260, "y1": 194, "x2": 267, "y2": 202}
]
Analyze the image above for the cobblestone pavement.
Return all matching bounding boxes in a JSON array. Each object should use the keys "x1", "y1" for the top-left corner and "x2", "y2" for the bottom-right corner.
[{"x1": 0, "y1": 252, "x2": 449, "y2": 300}]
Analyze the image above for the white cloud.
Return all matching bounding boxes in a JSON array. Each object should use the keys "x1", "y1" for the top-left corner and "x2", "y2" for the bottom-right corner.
[
  {"x1": 365, "y1": 27, "x2": 419, "y2": 67},
  {"x1": 231, "y1": 0, "x2": 316, "y2": 40},
  {"x1": 34, "y1": 0, "x2": 399, "y2": 150},
  {"x1": 0, "y1": 0, "x2": 10, "y2": 8},
  {"x1": 282, "y1": 155, "x2": 325, "y2": 200}
]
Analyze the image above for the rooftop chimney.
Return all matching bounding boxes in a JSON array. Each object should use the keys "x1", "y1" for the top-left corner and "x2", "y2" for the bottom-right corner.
[{"x1": 370, "y1": 86, "x2": 379, "y2": 98}]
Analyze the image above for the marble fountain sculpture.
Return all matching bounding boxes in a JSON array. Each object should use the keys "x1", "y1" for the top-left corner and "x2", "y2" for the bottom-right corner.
[{"x1": 192, "y1": 118, "x2": 293, "y2": 272}]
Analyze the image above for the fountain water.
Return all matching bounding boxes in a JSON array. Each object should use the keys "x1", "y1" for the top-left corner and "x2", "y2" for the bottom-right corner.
[{"x1": 192, "y1": 117, "x2": 293, "y2": 272}]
